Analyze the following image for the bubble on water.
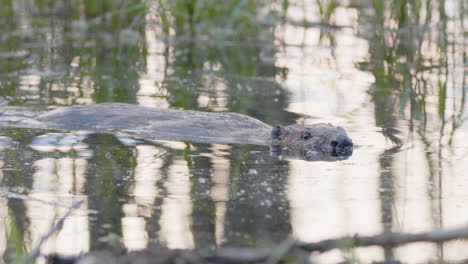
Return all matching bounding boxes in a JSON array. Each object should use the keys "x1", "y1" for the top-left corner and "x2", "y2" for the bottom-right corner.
[
  {"x1": 198, "y1": 177, "x2": 207, "y2": 184},
  {"x1": 248, "y1": 169, "x2": 258, "y2": 175}
]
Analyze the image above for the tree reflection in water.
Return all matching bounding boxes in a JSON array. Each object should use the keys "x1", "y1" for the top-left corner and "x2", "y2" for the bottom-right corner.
[{"x1": 0, "y1": 0, "x2": 467, "y2": 263}]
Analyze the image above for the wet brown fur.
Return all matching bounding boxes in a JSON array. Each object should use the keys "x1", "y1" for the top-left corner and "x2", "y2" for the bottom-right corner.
[{"x1": 270, "y1": 123, "x2": 353, "y2": 154}]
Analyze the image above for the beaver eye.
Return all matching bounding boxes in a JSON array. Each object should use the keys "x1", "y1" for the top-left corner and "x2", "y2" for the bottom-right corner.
[{"x1": 302, "y1": 132, "x2": 312, "y2": 140}]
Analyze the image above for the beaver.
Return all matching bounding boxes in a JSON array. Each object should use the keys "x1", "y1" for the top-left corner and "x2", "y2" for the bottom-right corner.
[
  {"x1": 0, "y1": 103, "x2": 353, "y2": 160},
  {"x1": 270, "y1": 123, "x2": 353, "y2": 158}
]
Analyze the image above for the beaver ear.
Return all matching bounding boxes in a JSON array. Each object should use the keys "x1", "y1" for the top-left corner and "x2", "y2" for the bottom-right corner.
[
  {"x1": 271, "y1": 125, "x2": 285, "y2": 140},
  {"x1": 302, "y1": 131, "x2": 312, "y2": 140}
]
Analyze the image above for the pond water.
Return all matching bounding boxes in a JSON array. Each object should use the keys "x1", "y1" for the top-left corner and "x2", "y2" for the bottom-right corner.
[{"x1": 0, "y1": 0, "x2": 467, "y2": 263}]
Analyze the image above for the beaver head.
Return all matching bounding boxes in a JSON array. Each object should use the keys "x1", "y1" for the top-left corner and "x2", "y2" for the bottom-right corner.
[{"x1": 270, "y1": 123, "x2": 353, "y2": 157}]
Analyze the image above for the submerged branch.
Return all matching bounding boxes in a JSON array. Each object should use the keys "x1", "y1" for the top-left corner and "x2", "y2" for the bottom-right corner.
[
  {"x1": 28, "y1": 200, "x2": 85, "y2": 260},
  {"x1": 215, "y1": 225, "x2": 468, "y2": 263},
  {"x1": 47, "y1": 225, "x2": 468, "y2": 264},
  {"x1": 297, "y1": 225, "x2": 468, "y2": 252},
  {"x1": 0, "y1": 189, "x2": 96, "y2": 213}
]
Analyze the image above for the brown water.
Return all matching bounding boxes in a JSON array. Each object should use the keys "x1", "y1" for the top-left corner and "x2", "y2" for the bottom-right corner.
[{"x1": 0, "y1": 0, "x2": 467, "y2": 263}]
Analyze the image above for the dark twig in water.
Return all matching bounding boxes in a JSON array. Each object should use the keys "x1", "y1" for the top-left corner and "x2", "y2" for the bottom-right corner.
[
  {"x1": 28, "y1": 200, "x2": 85, "y2": 260},
  {"x1": 47, "y1": 225, "x2": 468, "y2": 263},
  {"x1": 214, "y1": 225, "x2": 468, "y2": 263},
  {"x1": 216, "y1": 247, "x2": 273, "y2": 263},
  {"x1": 296, "y1": 225, "x2": 468, "y2": 252},
  {"x1": 264, "y1": 238, "x2": 297, "y2": 264},
  {"x1": 0, "y1": 189, "x2": 96, "y2": 213},
  {"x1": 286, "y1": 19, "x2": 350, "y2": 30}
]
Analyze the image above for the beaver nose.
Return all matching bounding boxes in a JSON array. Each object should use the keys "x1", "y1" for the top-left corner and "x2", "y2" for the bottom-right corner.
[{"x1": 331, "y1": 135, "x2": 353, "y2": 155}]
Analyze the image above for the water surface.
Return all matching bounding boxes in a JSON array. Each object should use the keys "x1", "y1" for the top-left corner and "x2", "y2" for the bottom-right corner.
[{"x1": 0, "y1": 0, "x2": 467, "y2": 263}]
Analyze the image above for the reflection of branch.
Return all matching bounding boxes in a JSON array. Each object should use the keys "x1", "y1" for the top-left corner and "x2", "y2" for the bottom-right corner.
[
  {"x1": 55, "y1": 225, "x2": 468, "y2": 263},
  {"x1": 28, "y1": 200, "x2": 84, "y2": 260},
  {"x1": 215, "y1": 225, "x2": 468, "y2": 263},
  {"x1": 287, "y1": 19, "x2": 348, "y2": 30},
  {"x1": 297, "y1": 225, "x2": 468, "y2": 252},
  {"x1": 0, "y1": 189, "x2": 95, "y2": 213},
  {"x1": 264, "y1": 238, "x2": 297, "y2": 264}
]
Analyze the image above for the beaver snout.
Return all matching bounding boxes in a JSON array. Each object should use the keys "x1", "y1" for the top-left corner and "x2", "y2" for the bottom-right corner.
[{"x1": 331, "y1": 135, "x2": 353, "y2": 156}]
